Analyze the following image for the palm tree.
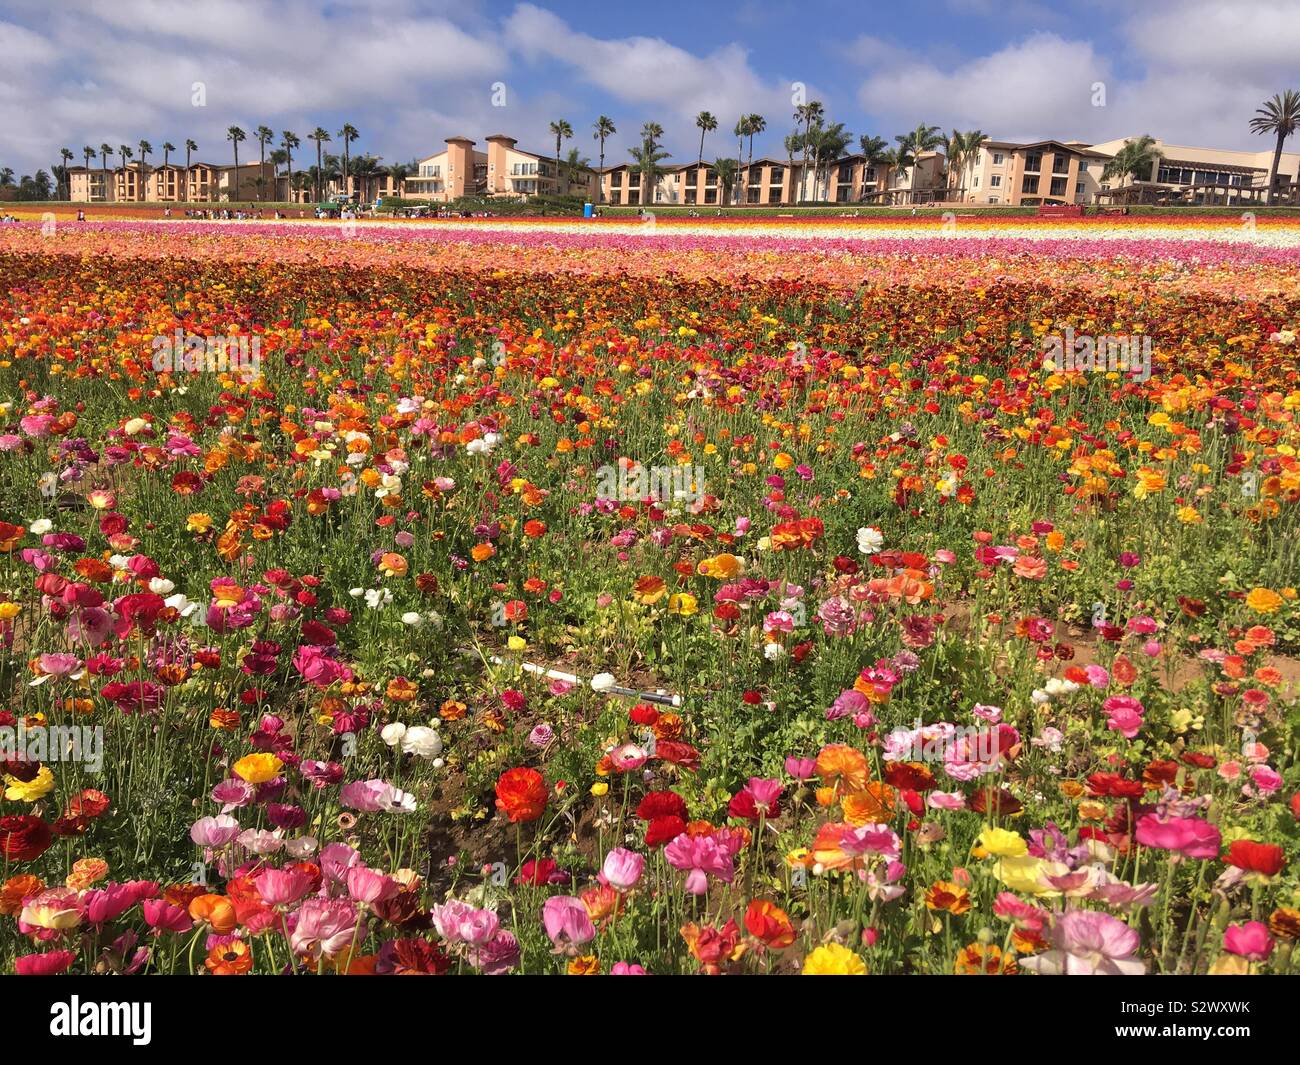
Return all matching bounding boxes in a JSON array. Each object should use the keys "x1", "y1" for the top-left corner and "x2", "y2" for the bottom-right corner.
[
  {"x1": 1249, "y1": 90, "x2": 1300, "y2": 205},
  {"x1": 99, "y1": 143, "x2": 113, "y2": 201},
  {"x1": 592, "y1": 115, "x2": 616, "y2": 204},
  {"x1": 1101, "y1": 134, "x2": 1163, "y2": 186},
  {"x1": 349, "y1": 153, "x2": 385, "y2": 203},
  {"x1": 59, "y1": 148, "x2": 73, "y2": 199},
  {"x1": 636, "y1": 123, "x2": 665, "y2": 204},
  {"x1": 0, "y1": 168, "x2": 14, "y2": 188},
  {"x1": 548, "y1": 119, "x2": 573, "y2": 196},
  {"x1": 629, "y1": 135, "x2": 671, "y2": 207},
  {"x1": 118, "y1": 144, "x2": 133, "y2": 200},
  {"x1": 893, "y1": 124, "x2": 942, "y2": 194},
  {"x1": 184, "y1": 139, "x2": 197, "y2": 202},
  {"x1": 226, "y1": 126, "x2": 246, "y2": 202},
  {"x1": 255, "y1": 127, "x2": 274, "y2": 202},
  {"x1": 563, "y1": 147, "x2": 590, "y2": 192},
  {"x1": 857, "y1": 134, "x2": 888, "y2": 200},
  {"x1": 81, "y1": 145, "x2": 95, "y2": 199},
  {"x1": 137, "y1": 140, "x2": 152, "y2": 201},
  {"x1": 943, "y1": 129, "x2": 987, "y2": 199},
  {"x1": 713, "y1": 156, "x2": 738, "y2": 205},
  {"x1": 338, "y1": 123, "x2": 359, "y2": 200},
  {"x1": 745, "y1": 114, "x2": 766, "y2": 165},
  {"x1": 695, "y1": 111, "x2": 717, "y2": 165},
  {"x1": 794, "y1": 101, "x2": 824, "y2": 202},
  {"x1": 280, "y1": 131, "x2": 300, "y2": 201},
  {"x1": 388, "y1": 161, "x2": 412, "y2": 199},
  {"x1": 307, "y1": 127, "x2": 330, "y2": 200},
  {"x1": 809, "y1": 121, "x2": 852, "y2": 202},
  {"x1": 732, "y1": 118, "x2": 750, "y2": 204}
]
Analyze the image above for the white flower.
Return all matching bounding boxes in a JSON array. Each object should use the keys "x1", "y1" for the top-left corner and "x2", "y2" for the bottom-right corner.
[
  {"x1": 364, "y1": 588, "x2": 392, "y2": 610},
  {"x1": 164, "y1": 592, "x2": 199, "y2": 619},
  {"x1": 763, "y1": 642, "x2": 786, "y2": 661},
  {"x1": 283, "y1": 836, "x2": 318, "y2": 858},
  {"x1": 1031, "y1": 688, "x2": 1051, "y2": 704},
  {"x1": 856, "y1": 526, "x2": 884, "y2": 554},
  {"x1": 401, "y1": 726, "x2": 443, "y2": 760},
  {"x1": 149, "y1": 577, "x2": 175, "y2": 595},
  {"x1": 28, "y1": 518, "x2": 52, "y2": 535},
  {"x1": 380, "y1": 722, "x2": 407, "y2": 747},
  {"x1": 590, "y1": 672, "x2": 616, "y2": 692},
  {"x1": 348, "y1": 587, "x2": 364, "y2": 598},
  {"x1": 401, "y1": 612, "x2": 422, "y2": 626}
]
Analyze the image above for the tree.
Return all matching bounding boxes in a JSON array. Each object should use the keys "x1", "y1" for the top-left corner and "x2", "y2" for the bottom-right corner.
[
  {"x1": 793, "y1": 101, "x2": 823, "y2": 202},
  {"x1": 1101, "y1": 134, "x2": 1163, "y2": 185},
  {"x1": 184, "y1": 139, "x2": 197, "y2": 202},
  {"x1": 635, "y1": 123, "x2": 666, "y2": 204},
  {"x1": 857, "y1": 134, "x2": 888, "y2": 200},
  {"x1": 137, "y1": 140, "x2": 152, "y2": 201},
  {"x1": 733, "y1": 118, "x2": 749, "y2": 204},
  {"x1": 808, "y1": 121, "x2": 852, "y2": 202},
  {"x1": 255, "y1": 127, "x2": 274, "y2": 202},
  {"x1": 1249, "y1": 90, "x2": 1300, "y2": 205},
  {"x1": 350, "y1": 153, "x2": 385, "y2": 203},
  {"x1": 943, "y1": 129, "x2": 987, "y2": 199},
  {"x1": 99, "y1": 143, "x2": 113, "y2": 201},
  {"x1": 629, "y1": 135, "x2": 671, "y2": 207},
  {"x1": 226, "y1": 126, "x2": 246, "y2": 202},
  {"x1": 549, "y1": 119, "x2": 573, "y2": 196},
  {"x1": 82, "y1": 146, "x2": 95, "y2": 199},
  {"x1": 695, "y1": 110, "x2": 717, "y2": 165},
  {"x1": 281, "y1": 131, "x2": 300, "y2": 201},
  {"x1": 745, "y1": 113, "x2": 766, "y2": 165},
  {"x1": 338, "y1": 123, "x2": 359, "y2": 200},
  {"x1": 893, "y1": 124, "x2": 942, "y2": 193},
  {"x1": 713, "y1": 156, "x2": 738, "y2": 205},
  {"x1": 592, "y1": 115, "x2": 616, "y2": 204},
  {"x1": 119, "y1": 144, "x2": 133, "y2": 199},
  {"x1": 0, "y1": 167, "x2": 14, "y2": 187},
  {"x1": 388, "y1": 160, "x2": 412, "y2": 199},
  {"x1": 59, "y1": 148, "x2": 73, "y2": 199},
  {"x1": 563, "y1": 146, "x2": 591, "y2": 196},
  {"x1": 307, "y1": 127, "x2": 330, "y2": 200}
]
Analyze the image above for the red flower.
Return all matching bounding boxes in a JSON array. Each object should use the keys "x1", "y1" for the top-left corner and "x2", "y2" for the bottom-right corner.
[
  {"x1": 494, "y1": 767, "x2": 547, "y2": 823},
  {"x1": 1224, "y1": 840, "x2": 1285, "y2": 877},
  {"x1": 636, "y1": 791, "x2": 687, "y2": 822},
  {"x1": 644, "y1": 815, "x2": 687, "y2": 847},
  {"x1": 0, "y1": 815, "x2": 53, "y2": 862},
  {"x1": 1086, "y1": 772, "x2": 1145, "y2": 799},
  {"x1": 655, "y1": 740, "x2": 700, "y2": 772},
  {"x1": 744, "y1": 899, "x2": 796, "y2": 948}
]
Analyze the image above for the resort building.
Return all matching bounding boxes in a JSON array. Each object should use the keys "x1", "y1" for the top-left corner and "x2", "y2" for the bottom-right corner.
[
  {"x1": 951, "y1": 140, "x2": 1107, "y2": 206},
  {"x1": 67, "y1": 161, "x2": 265, "y2": 203},
  {"x1": 404, "y1": 135, "x2": 598, "y2": 203},
  {"x1": 1087, "y1": 137, "x2": 1300, "y2": 205}
]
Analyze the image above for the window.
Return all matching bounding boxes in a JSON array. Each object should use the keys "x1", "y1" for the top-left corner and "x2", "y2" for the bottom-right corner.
[
  {"x1": 1022, "y1": 174, "x2": 1038, "y2": 193},
  {"x1": 863, "y1": 166, "x2": 876, "y2": 182},
  {"x1": 769, "y1": 166, "x2": 784, "y2": 183},
  {"x1": 991, "y1": 152, "x2": 1005, "y2": 165},
  {"x1": 704, "y1": 188, "x2": 717, "y2": 204},
  {"x1": 1052, "y1": 154, "x2": 1070, "y2": 175},
  {"x1": 685, "y1": 170, "x2": 697, "y2": 187},
  {"x1": 989, "y1": 196, "x2": 999, "y2": 204},
  {"x1": 973, "y1": 175, "x2": 980, "y2": 187},
  {"x1": 1050, "y1": 176, "x2": 1068, "y2": 197},
  {"x1": 611, "y1": 172, "x2": 622, "y2": 187},
  {"x1": 1076, "y1": 181, "x2": 1086, "y2": 195},
  {"x1": 1024, "y1": 152, "x2": 1042, "y2": 173},
  {"x1": 989, "y1": 175, "x2": 1001, "y2": 188},
  {"x1": 838, "y1": 163, "x2": 853, "y2": 182},
  {"x1": 748, "y1": 187, "x2": 761, "y2": 203},
  {"x1": 768, "y1": 186, "x2": 782, "y2": 203}
]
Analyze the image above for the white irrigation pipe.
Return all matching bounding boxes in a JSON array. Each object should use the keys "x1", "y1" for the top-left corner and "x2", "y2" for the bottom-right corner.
[{"x1": 460, "y1": 648, "x2": 683, "y2": 707}]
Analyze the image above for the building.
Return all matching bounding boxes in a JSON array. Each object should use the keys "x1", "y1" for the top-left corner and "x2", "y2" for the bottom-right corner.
[
  {"x1": 1087, "y1": 137, "x2": 1300, "y2": 206},
  {"x1": 67, "y1": 161, "x2": 265, "y2": 203},
  {"x1": 404, "y1": 135, "x2": 598, "y2": 203},
  {"x1": 953, "y1": 140, "x2": 1106, "y2": 206}
]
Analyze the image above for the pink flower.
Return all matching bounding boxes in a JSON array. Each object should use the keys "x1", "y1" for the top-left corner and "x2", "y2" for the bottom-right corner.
[
  {"x1": 1134, "y1": 814, "x2": 1221, "y2": 860},
  {"x1": 664, "y1": 833, "x2": 736, "y2": 895},
  {"x1": 1223, "y1": 921, "x2": 1273, "y2": 962},
  {"x1": 541, "y1": 895, "x2": 595, "y2": 953},
  {"x1": 142, "y1": 899, "x2": 193, "y2": 934},
  {"x1": 607, "y1": 743, "x2": 649, "y2": 772},
  {"x1": 255, "y1": 867, "x2": 314, "y2": 907},
  {"x1": 784, "y1": 756, "x2": 816, "y2": 780},
  {"x1": 289, "y1": 897, "x2": 358, "y2": 958},
  {"x1": 189, "y1": 814, "x2": 240, "y2": 847},
  {"x1": 611, "y1": 961, "x2": 648, "y2": 974},
  {"x1": 600, "y1": 847, "x2": 646, "y2": 891},
  {"x1": 1106, "y1": 706, "x2": 1145, "y2": 739},
  {"x1": 15, "y1": 950, "x2": 76, "y2": 975},
  {"x1": 1019, "y1": 910, "x2": 1146, "y2": 975},
  {"x1": 345, "y1": 865, "x2": 398, "y2": 905}
]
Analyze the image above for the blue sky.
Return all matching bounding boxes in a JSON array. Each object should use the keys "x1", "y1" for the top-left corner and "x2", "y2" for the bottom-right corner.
[{"x1": 1, "y1": 0, "x2": 1297, "y2": 176}]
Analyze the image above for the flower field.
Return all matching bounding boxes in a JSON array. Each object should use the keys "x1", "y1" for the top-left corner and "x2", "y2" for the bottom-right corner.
[{"x1": 1, "y1": 214, "x2": 1299, "y2": 976}]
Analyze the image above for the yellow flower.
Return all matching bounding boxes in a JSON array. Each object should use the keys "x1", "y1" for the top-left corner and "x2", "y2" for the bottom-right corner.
[
  {"x1": 1246, "y1": 587, "x2": 1283, "y2": 614},
  {"x1": 590, "y1": 782, "x2": 609, "y2": 797},
  {"x1": 567, "y1": 955, "x2": 600, "y2": 975},
  {"x1": 1132, "y1": 467, "x2": 1166, "y2": 498},
  {"x1": 186, "y1": 513, "x2": 213, "y2": 533},
  {"x1": 507, "y1": 635, "x2": 527, "y2": 652},
  {"x1": 697, "y1": 553, "x2": 742, "y2": 579},
  {"x1": 994, "y1": 856, "x2": 1067, "y2": 897},
  {"x1": 976, "y1": 826, "x2": 1027, "y2": 858},
  {"x1": 232, "y1": 753, "x2": 283, "y2": 784},
  {"x1": 667, "y1": 593, "x2": 698, "y2": 616},
  {"x1": 802, "y1": 942, "x2": 868, "y2": 975},
  {"x1": 0, "y1": 601, "x2": 20, "y2": 621},
  {"x1": 4, "y1": 765, "x2": 55, "y2": 801},
  {"x1": 1176, "y1": 506, "x2": 1202, "y2": 525}
]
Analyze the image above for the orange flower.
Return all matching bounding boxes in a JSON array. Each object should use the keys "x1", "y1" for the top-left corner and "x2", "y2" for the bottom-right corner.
[
  {"x1": 189, "y1": 893, "x2": 237, "y2": 933},
  {"x1": 842, "y1": 781, "x2": 897, "y2": 825},
  {"x1": 439, "y1": 699, "x2": 467, "y2": 721},
  {"x1": 470, "y1": 543, "x2": 496, "y2": 562},
  {"x1": 0, "y1": 874, "x2": 44, "y2": 916},
  {"x1": 814, "y1": 744, "x2": 869, "y2": 793},
  {"x1": 926, "y1": 880, "x2": 972, "y2": 915},
  {"x1": 744, "y1": 899, "x2": 796, "y2": 948},
  {"x1": 205, "y1": 938, "x2": 253, "y2": 975},
  {"x1": 567, "y1": 954, "x2": 600, "y2": 975},
  {"x1": 209, "y1": 708, "x2": 241, "y2": 730},
  {"x1": 954, "y1": 942, "x2": 1017, "y2": 975},
  {"x1": 65, "y1": 858, "x2": 109, "y2": 891},
  {"x1": 378, "y1": 552, "x2": 408, "y2": 578},
  {"x1": 632, "y1": 575, "x2": 667, "y2": 604},
  {"x1": 494, "y1": 767, "x2": 548, "y2": 823},
  {"x1": 385, "y1": 676, "x2": 418, "y2": 703},
  {"x1": 1246, "y1": 587, "x2": 1283, "y2": 614}
]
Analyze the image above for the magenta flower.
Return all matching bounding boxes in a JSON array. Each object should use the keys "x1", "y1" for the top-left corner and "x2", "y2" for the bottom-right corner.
[
  {"x1": 1223, "y1": 921, "x2": 1273, "y2": 962},
  {"x1": 600, "y1": 847, "x2": 646, "y2": 891},
  {"x1": 541, "y1": 895, "x2": 596, "y2": 954},
  {"x1": 664, "y1": 833, "x2": 735, "y2": 895},
  {"x1": 1134, "y1": 813, "x2": 1221, "y2": 860}
]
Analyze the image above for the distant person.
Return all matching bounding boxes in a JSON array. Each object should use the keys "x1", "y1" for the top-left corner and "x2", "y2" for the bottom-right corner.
[{"x1": 76, "y1": 209, "x2": 85, "y2": 222}]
